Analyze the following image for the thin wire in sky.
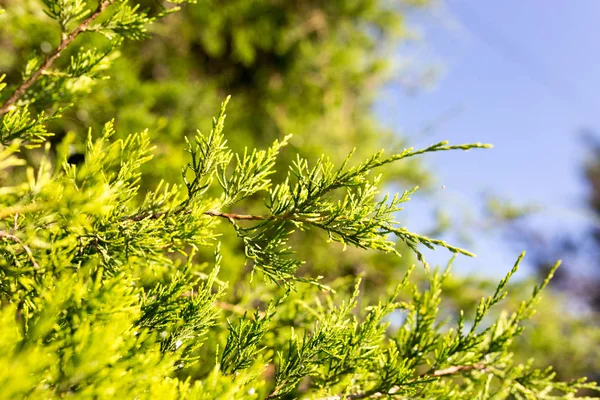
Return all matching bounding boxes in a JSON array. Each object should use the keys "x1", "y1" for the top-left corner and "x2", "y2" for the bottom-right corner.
[{"x1": 448, "y1": 0, "x2": 596, "y2": 118}]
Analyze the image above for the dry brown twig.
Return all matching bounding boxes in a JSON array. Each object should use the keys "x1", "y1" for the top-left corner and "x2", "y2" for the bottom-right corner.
[
  {"x1": 0, "y1": 1, "x2": 112, "y2": 115},
  {"x1": 0, "y1": 230, "x2": 39, "y2": 269}
]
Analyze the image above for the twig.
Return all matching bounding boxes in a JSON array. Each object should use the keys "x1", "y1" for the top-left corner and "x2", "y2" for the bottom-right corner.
[
  {"x1": 126, "y1": 208, "x2": 271, "y2": 223},
  {"x1": 429, "y1": 363, "x2": 485, "y2": 377},
  {"x1": 204, "y1": 209, "x2": 268, "y2": 223},
  {"x1": 0, "y1": 230, "x2": 39, "y2": 269},
  {"x1": 0, "y1": 0, "x2": 112, "y2": 115},
  {"x1": 126, "y1": 207, "x2": 320, "y2": 225}
]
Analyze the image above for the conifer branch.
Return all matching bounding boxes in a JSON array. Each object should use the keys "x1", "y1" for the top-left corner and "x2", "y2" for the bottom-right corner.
[
  {"x1": 125, "y1": 208, "x2": 269, "y2": 222},
  {"x1": 127, "y1": 208, "x2": 316, "y2": 223},
  {"x1": 204, "y1": 209, "x2": 269, "y2": 222},
  {"x1": 0, "y1": 0, "x2": 112, "y2": 115},
  {"x1": 0, "y1": 230, "x2": 39, "y2": 269},
  {"x1": 318, "y1": 364, "x2": 487, "y2": 400}
]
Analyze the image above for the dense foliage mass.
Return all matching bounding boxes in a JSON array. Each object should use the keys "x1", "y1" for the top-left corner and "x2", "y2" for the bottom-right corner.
[{"x1": 0, "y1": 1, "x2": 598, "y2": 398}]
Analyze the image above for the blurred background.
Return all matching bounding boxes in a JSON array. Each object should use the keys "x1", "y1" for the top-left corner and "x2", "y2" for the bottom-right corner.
[
  {"x1": 382, "y1": 0, "x2": 600, "y2": 287},
  {"x1": 1, "y1": 0, "x2": 598, "y2": 389},
  {"x1": 385, "y1": 0, "x2": 600, "y2": 310},
  {"x1": 384, "y1": 1, "x2": 600, "y2": 385}
]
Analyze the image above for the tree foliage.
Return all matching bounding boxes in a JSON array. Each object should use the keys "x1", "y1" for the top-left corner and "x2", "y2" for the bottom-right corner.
[{"x1": 0, "y1": 1, "x2": 598, "y2": 399}]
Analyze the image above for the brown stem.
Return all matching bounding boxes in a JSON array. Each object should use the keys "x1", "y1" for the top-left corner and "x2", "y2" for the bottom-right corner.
[
  {"x1": 429, "y1": 363, "x2": 485, "y2": 377},
  {"x1": 204, "y1": 209, "x2": 268, "y2": 223},
  {"x1": 125, "y1": 203, "x2": 332, "y2": 226},
  {"x1": 126, "y1": 209, "x2": 183, "y2": 222},
  {"x1": 0, "y1": 0, "x2": 112, "y2": 115},
  {"x1": 126, "y1": 208, "x2": 272, "y2": 223},
  {"x1": 0, "y1": 230, "x2": 39, "y2": 269}
]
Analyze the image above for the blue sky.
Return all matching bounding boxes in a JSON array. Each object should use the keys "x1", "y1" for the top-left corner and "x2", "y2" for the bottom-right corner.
[{"x1": 377, "y1": 0, "x2": 600, "y2": 277}]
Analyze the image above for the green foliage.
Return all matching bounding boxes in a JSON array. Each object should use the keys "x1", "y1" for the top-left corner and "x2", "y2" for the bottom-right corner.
[
  {"x1": 0, "y1": 0, "x2": 439, "y2": 294},
  {"x1": 0, "y1": 0, "x2": 598, "y2": 399},
  {"x1": 42, "y1": 0, "x2": 87, "y2": 32},
  {"x1": 0, "y1": 106, "x2": 60, "y2": 146}
]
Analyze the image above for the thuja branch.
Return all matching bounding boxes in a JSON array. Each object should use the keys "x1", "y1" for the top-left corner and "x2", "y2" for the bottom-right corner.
[
  {"x1": 319, "y1": 363, "x2": 487, "y2": 400},
  {"x1": 127, "y1": 208, "x2": 296, "y2": 223},
  {"x1": 0, "y1": 230, "x2": 39, "y2": 269},
  {"x1": 129, "y1": 208, "x2": 360, "y2": 227},
  {"x1": 125, "y1": 208, "x2": 270, "y2": 223},
  {"x1": 204, "y1": 209, "x2": 268, "y2": 222},
  {"x1": 124, "y1": 204, "x2": 474, "y2": 261},
  {"x1": 0, "y1": 0, "x2": 112, "y2": 115}
]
